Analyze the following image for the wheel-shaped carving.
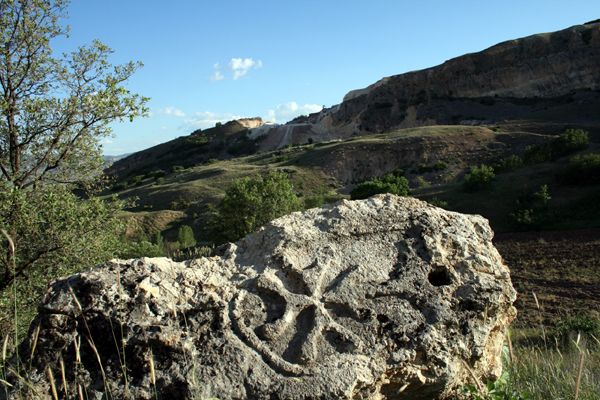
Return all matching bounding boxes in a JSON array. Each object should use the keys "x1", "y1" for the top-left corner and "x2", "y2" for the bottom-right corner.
[{"x1": 230, "y1": 261, "x2": 364, "y2": 376}]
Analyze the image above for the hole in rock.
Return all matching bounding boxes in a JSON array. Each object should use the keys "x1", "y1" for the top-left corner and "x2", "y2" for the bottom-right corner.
[{"x1": 428, "y1": 267, "x2": 452, "y2": 286}]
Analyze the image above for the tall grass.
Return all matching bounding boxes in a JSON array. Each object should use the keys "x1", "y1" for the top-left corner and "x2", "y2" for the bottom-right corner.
[{"x1": 462, "y1": 293, "x2": 600, "y2": 400}]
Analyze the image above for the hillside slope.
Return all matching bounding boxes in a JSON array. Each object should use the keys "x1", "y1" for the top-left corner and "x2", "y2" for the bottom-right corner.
[{"x1": 108, "y1": 21, "x2": 600, "y2": 181}]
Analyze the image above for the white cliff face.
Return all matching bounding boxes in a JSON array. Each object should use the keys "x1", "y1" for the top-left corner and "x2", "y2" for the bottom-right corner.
[
  {"x1": 236, "y1": 117, "x2": 265, "y2": 129},
  {"x1": 12, "y1": 195, "x2": 516, "y2": 400}
]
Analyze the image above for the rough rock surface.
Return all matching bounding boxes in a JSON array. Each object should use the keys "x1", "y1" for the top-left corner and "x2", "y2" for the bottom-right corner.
[{"x1": 11, "y1": 195, "x2": 516, "y2": 399}]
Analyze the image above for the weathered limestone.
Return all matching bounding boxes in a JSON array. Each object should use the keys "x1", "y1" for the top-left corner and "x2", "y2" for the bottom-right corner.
[{"x1": 9, "y1": 195, "x2": 516, "y2": 399}]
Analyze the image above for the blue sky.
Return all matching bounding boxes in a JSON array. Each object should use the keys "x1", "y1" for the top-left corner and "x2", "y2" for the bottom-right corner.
[{"x1": 56, "y1": 1, "x2": 600, "y2": 155}]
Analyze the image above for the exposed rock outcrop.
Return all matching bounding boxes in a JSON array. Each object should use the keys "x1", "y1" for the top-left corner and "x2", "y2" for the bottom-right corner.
[
  {"x1": 324, "y1": 22, "x2": 600, "y2": 133},
  {"x1": 9, "y1": 195, "x2": 516, "y2": 399}
]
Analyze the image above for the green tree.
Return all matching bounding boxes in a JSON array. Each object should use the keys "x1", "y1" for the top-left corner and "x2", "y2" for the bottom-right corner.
[
  {"x1": 350, "y1": 173, "x2": 410, "y2": 200},
  {"x1": 153, "y1": 231, "x2": 165, "y2": 251},
  {"x1": 0, "y1": 185, "x2": 125, "y2": 335},
  {"x1": 177, "y1": 225, "x2": 197, "y2": 249},
  {"x1": 0, "y1": 0, "x2": 146, "y2": 334},
  {"x1": 215, "y1": 171, "x2": 301, "y2": 242},
  {"x1": 463, "y1": 164, "x2": 495, "y2": 191},
  {"x1": 551, "y1": 128, "x2": 589, "y2": 159}
]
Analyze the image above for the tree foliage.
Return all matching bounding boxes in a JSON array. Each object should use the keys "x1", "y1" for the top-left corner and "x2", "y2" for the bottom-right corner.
[
  {"x1": 463, "y1": 164, "x2": 495, "y2": 191},
  {"x1": 350, "y1": 173, "x2": 410, "y2": 200},
  {"x1": 559, "y1": 153, "x2": 600, "y2": 185},
  {"x1": 0, "y1": 184, "x2": 125, "y2": 334},
  {"x1": 177, "y1": 225, "x2": 197, "y2": 249},
  {"x1": 215, "y1": 171, "x2": 301, "y2": 242},
  {"x1": 0, "y1": 0, "x2": 146, "y2": 333},
  {"x1": 0, "y1": 0, "x2": 147, "y2": 188}
]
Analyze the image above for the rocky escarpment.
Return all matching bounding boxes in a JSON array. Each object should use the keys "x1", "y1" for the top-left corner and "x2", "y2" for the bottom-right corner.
[
  {"x1": 7, "y1": 195, "x2": 516, "y2": 399},
  {"x1": 259, "y1": 21, "x2": 600, "y2": 144},
  {"x1": 320, "y1": 21, "x2": 600, "y2": 133}
]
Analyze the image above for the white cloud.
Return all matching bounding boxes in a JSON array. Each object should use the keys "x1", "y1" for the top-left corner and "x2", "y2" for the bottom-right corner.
[
  {"x1": 229, "y1": 57, "x2": 262, "y2": 80},
  {"x1": 160, "y1": 106, "x2": 186, "y2": 117},
  {"x1": 265, "y1": 102, "x2": 323, "y2": 123},
  {"x1": 210, "y1": 63, "x2": 224, "y2": 81},
  {"x1": 182, "y1": 111, "x2": 243, "y2": 130}
]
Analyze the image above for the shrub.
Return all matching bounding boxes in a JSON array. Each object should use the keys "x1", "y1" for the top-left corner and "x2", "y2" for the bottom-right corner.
[
  {"x1": 510, "y1": 184, "x2": 552, "y2": 229},
  {"x1": 118, "y1": 239, "x2": 165, "y2": 259},
  {"x1": 555, "y1": 314, "x2": 600, "y2": 346},
  {"x1": 171, "y1": 165, "x2": 185, "y2": 173},
  {"x1": 494, "y1": 155, "x2": 523, "y2": 173},
  {"x1": 524, "y1": 129, "x2": 589, "y2": 164},
  {"x1": 433, "y1": 161, "x2": 448, "y2": 171},
  {"x1": 523, "y1": 144, "x2": 552, "y2": 164},
  {"x1": 463, "y1": 164, "x2": 495, "y2": 191},
  {"x1": 416, "y1": 176, "x2": 430, "y2": 188},
  {"x1": 559, "y1": 153, "x2": 600, "y2": 185},
  {"x1": 428, "y1": 197, "x2": 449, "y2": 209},
  {"x1": 215, "y1": 171, "x2": 302, "y2": 242},
  {"x1": 304, "y1": 194, "x2": 325, "y2": 209},
  {"x1": 550, "y1": 128, "x2": 589, "y2": 158},
  {"x1": 350, "y1": 174, "x2": 410, "y2": 200},
  {"x1": 149, "y1": 169, "x2": 166, "y2": 179},
  {"x1": 177, "y1": 225, "x2": 197, "y2": 249},
  {"x1": 186, "y1": 134, "x2": 210, "y2": 146},
  {"x1": 113, "y1": 181, "x2": 129, "y2": 191},
  {"x1": 130, "y1": 175, "x2": 145, "y2": 186}
]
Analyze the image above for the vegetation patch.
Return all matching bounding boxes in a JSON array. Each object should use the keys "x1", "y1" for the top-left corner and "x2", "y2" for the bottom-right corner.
[{"x1": 351, "y1": 172, "x2": 410, "y2": 200}]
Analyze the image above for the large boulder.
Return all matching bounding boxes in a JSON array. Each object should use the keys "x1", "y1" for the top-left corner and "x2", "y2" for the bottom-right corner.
[{"x1": 8, "y1": 195, "x2": 516, "y2": 399}]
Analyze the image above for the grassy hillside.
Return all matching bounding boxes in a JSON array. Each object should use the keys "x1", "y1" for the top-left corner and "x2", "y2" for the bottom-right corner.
[{"x1": 109, "y1": 124, "x2": 599, "y2": 236}]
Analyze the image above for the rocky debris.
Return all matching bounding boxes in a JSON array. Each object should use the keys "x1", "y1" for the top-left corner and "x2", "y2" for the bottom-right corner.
[{"x1": 8, "y1": 195, "x2": 516, "y2": 399}]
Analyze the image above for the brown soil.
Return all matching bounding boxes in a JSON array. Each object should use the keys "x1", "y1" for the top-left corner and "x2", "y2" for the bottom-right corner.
[{"x1": 494, "y1": 229, "x2": 600, "y2": 327}]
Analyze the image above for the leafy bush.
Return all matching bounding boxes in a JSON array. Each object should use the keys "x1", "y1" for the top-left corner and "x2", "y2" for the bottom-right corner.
[
  {"x1": 494, "y1": 155, "x2": 523, "y2": 173},
  {"x1": 461, "y1": 371, "x2": 530, "y2": 400},
  {"x1": 415, "y1": 163, "x2": 445, "y2": 174},
  {"x1": 0, "y1": 186, "x2": 125, "y2": 336},
  {"x1": 550, "y1": 128, "x2": 589, "y2": 158},
  {"x1": 463, "y1": 165, "x2": 495, "y2": 191},
  {"x1": 118, "y1": 239, "x2": 165, "y2": 259},
  {"x1": 304, "y1": 194, "x2": 325, "y2": 209},
  {"x1": 186, "y1": 134, "x2": 210, "y2": 146},
  {"x1": 113, "y1": 181, "x2": 129, "y2": 191},
  {"x1": 177, "y1": 225, "x2": 197, "y2": 249},
  {"x1": 215, "y1": 171, "x2": 302, "y2": 242},
  {"x1": 433, "y1": 161, "x2": 448, "y2": 171},
  {"x1": 523, "y1": 145, "x2": 552, "y2": 164},
  {"x1": 171, "y1": 165, "x2": 185, "y2": 173},
  {"x1": 350, "y1": 173, "x2": 410, "y2": 200},
  {"x1": 555, "y1": 314, "x2": 600, "y2": 346},
  {"x1": 559, "y1": 153, "x2": 600, "y2": 185},
  {"x1": 130, "y1": 175, "x2": 145, "y2": 186},
  {"x1": 428, "y1": 197, "x2": 449, "y2": 209},
  {"x1": 149, "y1": 169, "x2": 166, "y2": 179},
  {"x1": 510, "y1": 185, "x2": 552, "y2": 229},
  {"x1": 524, "y1": 129, "x2": 589, "y2": 164}
]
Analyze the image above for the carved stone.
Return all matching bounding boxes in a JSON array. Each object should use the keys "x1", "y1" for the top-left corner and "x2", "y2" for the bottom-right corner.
[{"x1": 8, "y1": 195, "x2": 516, "y2": 399}]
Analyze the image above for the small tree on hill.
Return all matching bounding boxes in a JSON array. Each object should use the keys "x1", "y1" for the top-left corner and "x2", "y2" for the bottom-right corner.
[
  {"x1": 350, "y1": 173, "x2": 410, "y2": 200},
  {"x1": 215, "y1": 171, "x2": 301, "y2": 242},
  {"x1": 177, "y1": 225, "x2": 197, "y2": 249},
  {"x1": 463, "y1": 164, "x2": 495, "y2": 191}
]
